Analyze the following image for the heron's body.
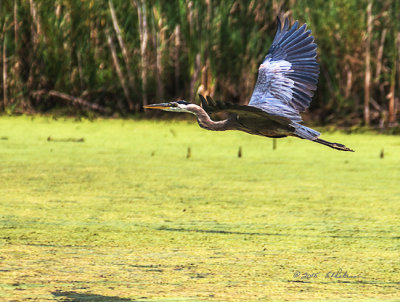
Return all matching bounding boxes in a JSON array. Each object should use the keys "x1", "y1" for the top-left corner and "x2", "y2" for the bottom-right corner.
[{"x1": 144, "y1": 15, "x2": 354, "y2": 152}]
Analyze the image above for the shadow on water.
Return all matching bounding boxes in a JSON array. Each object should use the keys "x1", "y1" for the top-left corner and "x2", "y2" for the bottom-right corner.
[
  {"x1": 52, "y1": 291, "x2": 137, "y2": 301},
  {"x1": 157, "y1": 226, "x2": 400, "y2": 240}
]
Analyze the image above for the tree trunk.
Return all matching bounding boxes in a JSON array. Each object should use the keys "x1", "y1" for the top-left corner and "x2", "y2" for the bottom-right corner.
[
  {"x1": 364, "y1": 2, "x2": 372, "y2": 126},
  {"x1": 27, "y1": 0, "x2": 41, "y2": 93},
  {"x1": 375, "y1": 28, "x2": 387, "y2": 83},
  {"x1": 375, "y1": 28, "x2": 387, "y2": 105},
  {"x1": 105, "y1": 29, "x2": 131, "y2": 112},
  {"x1": 174, "y1": 25, "x2": 180, "y2": 95},
  {"x1": 29, "y1": 0, "x2": 42, "y2": 43},
  {"x1": 13, "y1": 0, "x2": 22, "y2": 106},
  {"x1": 134, "y1": 0, "x2": 148, "y2": 108},
  {"x1": 190, "y1": 53, "x2": 201, "y2": 101},
  {"x1": 388, "y1": 32, "x2": 399, "y2": 125},
  {"x1": 153, "y1": 7, "x2": 164, "y2": 101},
  {"x1": 109, "y1": 0, "x2": 135, "y2": 108},
  {"x1": 2, "y1": 26, "x2": 7, "y2": 108},
  {"x1": 32, "y1": 90, "x2": 108, "y2": 113}
]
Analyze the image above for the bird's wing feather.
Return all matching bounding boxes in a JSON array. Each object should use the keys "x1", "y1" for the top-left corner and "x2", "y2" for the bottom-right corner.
[
  {"x1": 199, "y1": 94, "x2": 291, "y2": 125},
  {"x1": 248, "y1": 16, "x2": 319, "y2": 121}
]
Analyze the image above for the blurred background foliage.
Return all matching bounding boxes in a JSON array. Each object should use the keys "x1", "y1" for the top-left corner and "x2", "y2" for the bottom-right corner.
[{"x1": 0, "y1": 0, "x2": 399, "y2": 127}]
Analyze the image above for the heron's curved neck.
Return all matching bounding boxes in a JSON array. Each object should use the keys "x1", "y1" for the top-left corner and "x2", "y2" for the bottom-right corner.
[{"x1": 190, "y1": 106, "x2": 237, "y2": 131}]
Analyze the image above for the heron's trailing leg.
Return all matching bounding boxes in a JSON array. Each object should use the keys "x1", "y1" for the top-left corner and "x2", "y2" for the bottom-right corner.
[{"x1": 314, "y1": 138, "x2": 354, "y2": 152}]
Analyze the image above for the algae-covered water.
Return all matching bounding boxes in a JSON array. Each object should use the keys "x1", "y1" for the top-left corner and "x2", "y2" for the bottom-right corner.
[{"x1": 0, "y1": 116, "x2": 399, "y2": 301}]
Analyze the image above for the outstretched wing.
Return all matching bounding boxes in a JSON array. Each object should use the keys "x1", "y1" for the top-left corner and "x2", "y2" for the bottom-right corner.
[
  {"x1": 198, "y1": 94, "x2": 291, "y2": 125},
  {"x1": 248, "y1": 16, "x2": 319, "y2": 122}
]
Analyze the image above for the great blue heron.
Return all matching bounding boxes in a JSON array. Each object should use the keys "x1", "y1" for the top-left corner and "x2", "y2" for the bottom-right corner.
[{"x1": 144, "y1": 16, "x2": 354, "y2": 152}]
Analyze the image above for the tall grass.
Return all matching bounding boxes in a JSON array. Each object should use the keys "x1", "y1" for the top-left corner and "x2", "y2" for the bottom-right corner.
[{"x1": 0, "y1": 0, "x2": 399, "y2": 126}]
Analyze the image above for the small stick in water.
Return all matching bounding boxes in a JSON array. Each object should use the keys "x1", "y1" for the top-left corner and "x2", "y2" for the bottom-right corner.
[{"x1": 238, "y1": 146, "x2": 242, "y2": 158}]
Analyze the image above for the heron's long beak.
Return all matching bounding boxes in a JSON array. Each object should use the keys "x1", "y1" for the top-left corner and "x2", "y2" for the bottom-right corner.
[{"x1": 143, "y1": 103, "x2": 170, "y2": 110}]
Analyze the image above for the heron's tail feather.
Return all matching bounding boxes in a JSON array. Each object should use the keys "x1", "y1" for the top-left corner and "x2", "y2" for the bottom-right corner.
[{"x1": 314, "y1": 138, "x2": 354, "y2": 152}]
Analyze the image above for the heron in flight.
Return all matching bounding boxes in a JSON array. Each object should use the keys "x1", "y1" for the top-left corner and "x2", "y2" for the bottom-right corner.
[{"x1": 144, "y1": 16, "x2": 354, "y2": 152}]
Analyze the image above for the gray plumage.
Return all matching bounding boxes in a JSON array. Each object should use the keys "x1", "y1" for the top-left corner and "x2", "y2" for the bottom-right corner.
[{"x1": 144, "y1": 16, "x2": 354, "y2": 152}]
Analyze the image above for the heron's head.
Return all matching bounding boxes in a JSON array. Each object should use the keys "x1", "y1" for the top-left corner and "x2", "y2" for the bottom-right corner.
[{"x1": 143, "y1": 101, "x2": 194, "y2": 113}]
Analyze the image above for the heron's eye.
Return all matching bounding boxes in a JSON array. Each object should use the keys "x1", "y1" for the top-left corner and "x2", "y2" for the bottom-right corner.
[{"x1": 170, "y1": 103, "x2": 178, "y2": 107}]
